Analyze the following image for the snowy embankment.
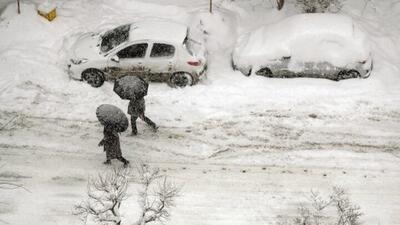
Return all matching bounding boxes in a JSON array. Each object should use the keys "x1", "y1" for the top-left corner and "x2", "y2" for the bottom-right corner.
[{"x1": 0, "y1": 0, "x2": 399, "y2": 225}]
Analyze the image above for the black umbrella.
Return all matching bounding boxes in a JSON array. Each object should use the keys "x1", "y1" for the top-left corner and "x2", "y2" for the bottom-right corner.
[
  {"x1": 113, "y1": 75, "x2": 148, "y2": 100},
  {"x1": 96, "y1": 104, "x2": 128, "y2": 132}
]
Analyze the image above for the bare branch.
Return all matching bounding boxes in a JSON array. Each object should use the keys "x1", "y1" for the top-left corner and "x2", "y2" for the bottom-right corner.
[
  {"x1": 0, "y1": 168, "x2": 30, "y2": 192},
  {"x1": 287, "y1": 186, "x2": 363, "y2": 225},
  {"x1": 74, "y1": 166, "x2": 129, "y2": 225},
  {"x1": 75, "y1": 164, "x2": 180, "y2": 225},
  {"x1": 133, "y1": 164, "x2": 180, "y2": 225}
]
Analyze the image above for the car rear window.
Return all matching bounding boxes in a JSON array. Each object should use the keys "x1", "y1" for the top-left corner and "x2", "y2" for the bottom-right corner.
[
  {"x1": 100, "y1": 24, "x2": 130, "y2": 53},
  {"x1": 150, "y1": 43, "x2": 175, "y2": 58}
]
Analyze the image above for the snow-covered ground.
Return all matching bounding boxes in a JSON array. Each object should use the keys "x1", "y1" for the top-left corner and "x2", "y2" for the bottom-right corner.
[{"x1": 0, "y1": 0, "x2": 399, "y2": 224}]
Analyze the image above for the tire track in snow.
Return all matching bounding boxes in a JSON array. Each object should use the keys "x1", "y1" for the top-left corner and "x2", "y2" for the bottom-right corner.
[
  {"x1": 0, "y1": 111, "x2": 399, "y2": 225},
  {"x1": 0, "y1": 106, "x2": 399, "y2": 163}
]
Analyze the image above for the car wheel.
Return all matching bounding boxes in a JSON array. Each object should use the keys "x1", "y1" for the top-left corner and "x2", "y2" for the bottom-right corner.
[
  {"x1": 337, "y1": 70, "x2": 361, "y2": 80},
  {"x1": 169, "y1": 72, "x2": 193, "y2": 88},
  {"x1": 82, "y1": 69, "x2": 105, "y2": 88},
  {"x1": 255, "y1": 67, "x2": 273, "y2": 77}
]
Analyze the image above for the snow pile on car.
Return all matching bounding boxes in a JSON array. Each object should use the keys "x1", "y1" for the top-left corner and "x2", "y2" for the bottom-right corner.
[
  {"x1": 233, "y1": 13, "x2": 371, "y2": 71},
  {"x1": 188, "y1": 9, "x2": 238, "y2": 53}
]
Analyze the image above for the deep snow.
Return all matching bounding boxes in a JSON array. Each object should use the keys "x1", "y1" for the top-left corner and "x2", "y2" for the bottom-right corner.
[{"x1": 0, "y1": 0, "x2": 399, "y2": 225}]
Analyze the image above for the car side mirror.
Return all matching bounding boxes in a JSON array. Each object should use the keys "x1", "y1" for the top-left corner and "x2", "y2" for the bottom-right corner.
[{"x1": 111, "y1": 55, "x2": 120, "y2": 63}]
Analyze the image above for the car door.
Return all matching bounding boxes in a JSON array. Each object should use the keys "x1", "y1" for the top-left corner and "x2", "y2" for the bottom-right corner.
[
  {"x1": 145, "y1": 42, "x2": 176, "y2": 82},
  {"x1": 107, "y1": 43, "x2": 149, "y2": 79}
]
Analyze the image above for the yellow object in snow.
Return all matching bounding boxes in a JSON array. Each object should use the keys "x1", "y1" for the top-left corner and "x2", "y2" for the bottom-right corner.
[{"x1": 37, "y1": 5, "x2": 56, "y2": 21}]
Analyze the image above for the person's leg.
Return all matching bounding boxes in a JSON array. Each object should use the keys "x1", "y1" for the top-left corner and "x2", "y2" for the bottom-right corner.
[
  {"x1": 141, "y1": 114, "x2": 158, "y2": 131},
  {"x1": 104, "y1": 151, "x2": 111, "y2": 164},
  {"x1": 131, "y1": 116, "x2": 138, "y2": 135},
  {"x1": 118, "y1": 156, "x2": 130, "y2": 166}
]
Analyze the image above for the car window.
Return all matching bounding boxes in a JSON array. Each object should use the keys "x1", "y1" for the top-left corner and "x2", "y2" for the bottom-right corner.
[
  {"x1": 100, "y1": 24, "x2": 130, "y2": 53},
  {"x1": 150, "y1": 43, "x2": 175, "y2": 58},
  {"x1": 117, "y1": 43, "x2": 148, "y2": 59}
]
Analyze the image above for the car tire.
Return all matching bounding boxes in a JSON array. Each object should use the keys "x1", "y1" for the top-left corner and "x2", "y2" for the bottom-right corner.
[
  {"x1": 169, "y1": 72, "x2": 193, "y2": 88},
  {"x1": 255, "y1": 67, "x2": 273, "y2": 77},
  {"x1": 238, "y1": 68, "x2": 252, "y2": 76},
  {"x1": 244, "y1": 69, "x2": 252, "y2": 76},
  {"x1": 82, "y1": 69, "x2": 105, "y2": 88},
  {"x1": 337, "y1": 70, "x2": 361, "y2": 80}
]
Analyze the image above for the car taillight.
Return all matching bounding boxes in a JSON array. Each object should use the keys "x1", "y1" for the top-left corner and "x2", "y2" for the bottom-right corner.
[{"x1": 187, "y1": 60, "x2": 201, "y2": 66}]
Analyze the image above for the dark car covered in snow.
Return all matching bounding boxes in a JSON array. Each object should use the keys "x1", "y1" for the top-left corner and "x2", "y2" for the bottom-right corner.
[{"x1": 232, "y1": 14, "x2": 373, "y2": 81}]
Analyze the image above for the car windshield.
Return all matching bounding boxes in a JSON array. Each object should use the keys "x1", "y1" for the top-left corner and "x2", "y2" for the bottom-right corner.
[{"x1": 100, "y1": 24, "x2": 130, "y2": 53}]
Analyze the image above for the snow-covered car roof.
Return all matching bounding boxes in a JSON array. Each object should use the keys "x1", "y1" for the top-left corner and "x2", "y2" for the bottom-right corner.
[
  {"x1": 128, "y1": 21, "x2": 188, "y2": 44},
  {"x1": 233, "y1": 14, "x2": 371, "y2": 69}
]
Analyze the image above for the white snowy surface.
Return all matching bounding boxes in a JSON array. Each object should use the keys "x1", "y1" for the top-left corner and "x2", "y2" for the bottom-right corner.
[
  {"x1": 128, "y1": 21, "x2": 188, "y2": 44},
  {"x1": 37, "y1": 1, "x2": 56, "y2": 14},
  {"x1": 0, "y1": 0, "x2": 399, "y2": 225}
]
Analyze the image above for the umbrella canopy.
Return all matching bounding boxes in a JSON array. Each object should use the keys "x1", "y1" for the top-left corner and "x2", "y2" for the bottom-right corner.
[
  {"x1": 113, "y1": 75, "x2": 148, "y2": 100},
  {"x1": 96, "y1": 104, "x2": 128, "y2": 132}
]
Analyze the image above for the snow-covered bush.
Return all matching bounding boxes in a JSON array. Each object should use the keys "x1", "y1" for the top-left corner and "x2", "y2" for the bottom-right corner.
[
  {"x1": 74, "y1": 166, "x2": 129, "y2": 225},
  {"x1": 74, "y1": 164, "x2": 180, "y2": 225},
  {"x1": 280, "y1": 187, "x2": 363, "y2": 225},
  {"x1": 295, "y1": 0, "x2": 344, "y2": 13},
  {"x1": 133, "y1": 164, "x2": 180, "y2": 225}
]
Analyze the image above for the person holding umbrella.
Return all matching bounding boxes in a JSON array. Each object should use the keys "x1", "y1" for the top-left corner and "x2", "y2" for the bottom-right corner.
[
  {"x1": 96, "y1": 104, "x2": 130, "y2": 166},
  {"x1": 114, "y1": 76, "x2": 158, "y2": 135}
]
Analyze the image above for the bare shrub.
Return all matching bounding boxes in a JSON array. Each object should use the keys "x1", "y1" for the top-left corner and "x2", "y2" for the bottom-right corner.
[
  {"x1": 133, "y1": 164, "x2": 180, "y2": 225},
  {"x1": 295, "y1": 0, "x2": 344, "y2": 13},
  {"x1": 330, "y1": 188, "x2": 363, "y2": 225},
  {"x1": 281, "y1": 187, "x2": 363, "y2": 225},
  {"x1": 74, "y1": 166, "x2": 129, "y2": 225},
  {"x1": 74, "y1": 164, "x2": 180, "y2": 225}
]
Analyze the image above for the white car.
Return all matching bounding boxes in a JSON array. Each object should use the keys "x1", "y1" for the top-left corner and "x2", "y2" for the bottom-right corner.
[
  {"x1": 67, "y1": 21, "x2": 207, "y2": 87},
  {"x1": 232, "y1": 14, "x2": 373, "y2": 81}
]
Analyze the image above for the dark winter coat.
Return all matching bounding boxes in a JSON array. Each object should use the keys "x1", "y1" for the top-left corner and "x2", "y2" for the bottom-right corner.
[
  {"x1": 127, "y1": 98, "x2": 145, "y2": 117},
  {"x1": 99, "y1": 127, "x2": 122, "y2": 160}
]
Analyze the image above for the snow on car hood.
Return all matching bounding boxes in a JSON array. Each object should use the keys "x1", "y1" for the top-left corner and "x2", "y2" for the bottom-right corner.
[
  {"x1": 70, "y1": 32, "x2": 103, "y2": 60},
  {"x1": 233, "y1": 14, "x2": 371, "y2": 69}
]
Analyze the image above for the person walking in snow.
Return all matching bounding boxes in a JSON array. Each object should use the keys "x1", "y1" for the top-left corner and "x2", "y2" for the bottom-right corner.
[
  {"x1": 98, "y1": 125, "x2": 129, "y2": 166},
  {"x1": 128, "y1": 97, "x2": 158, "y2": 135}
]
